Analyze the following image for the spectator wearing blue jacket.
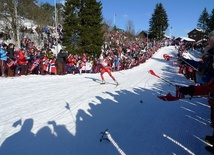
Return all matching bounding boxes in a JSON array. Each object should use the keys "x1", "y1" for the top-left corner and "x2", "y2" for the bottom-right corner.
[{"x1": 0, "y1": 44, "x2": 8, "y2": 77}]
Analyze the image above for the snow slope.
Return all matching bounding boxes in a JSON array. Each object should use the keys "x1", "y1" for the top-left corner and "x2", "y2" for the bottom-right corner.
[{"x1": 0, "y1": 46, "x2": 212, "y2": 155}]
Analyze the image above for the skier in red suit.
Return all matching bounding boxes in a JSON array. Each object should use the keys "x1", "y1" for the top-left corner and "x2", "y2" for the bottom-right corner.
[{"x1": 100, "y1": 54, "x2": 118, "y2": 85}]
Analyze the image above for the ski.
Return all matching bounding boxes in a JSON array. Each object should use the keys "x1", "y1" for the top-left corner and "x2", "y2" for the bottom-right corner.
[
  {"x1": 90, "y1": 82, "x2": 119, "y2": 87},
  {"x1": 100, "y1": 81, "x2": 119, "y2": 86}
]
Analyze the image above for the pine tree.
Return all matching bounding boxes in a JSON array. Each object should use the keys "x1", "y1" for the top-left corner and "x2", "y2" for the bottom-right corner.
[
  {"x1": 149, "y1": 3, "x2": 169, "y2": 39},
  {"x1": 62, "y1": 0, "x2": 104, "y2": 56},
  {"x1": 78, "y1": 0, "x2": 104, "y2": 56},
  {"x1": 62, "y1": 0, "x2": 81, "y2": 54},
  {"x1": 197, "y1": 8, "x2": 209, "y2": 33},
  {"x1": 209, "y1": 8, "x2": 214, "y2": 32}
]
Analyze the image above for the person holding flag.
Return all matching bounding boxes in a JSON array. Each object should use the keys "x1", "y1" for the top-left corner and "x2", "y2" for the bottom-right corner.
[{"x1": 7, "y1": 43, "x2": 17, "y2": 77}]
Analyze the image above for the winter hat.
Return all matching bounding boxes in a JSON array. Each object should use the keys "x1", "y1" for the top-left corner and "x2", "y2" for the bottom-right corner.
[
  {"x1": 8, "y1": 43, "x2": 15, "y2": 46},
  {"x1": 208, "y1": 30, "x2": 214, "y2": 41},
  {"x1": 2, "y1": 43, "x2": 7, "y2": 48}
]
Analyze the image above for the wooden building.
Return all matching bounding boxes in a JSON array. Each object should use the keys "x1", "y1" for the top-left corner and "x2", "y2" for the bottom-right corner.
[{"x1": 188, "y1": 28, "x2": 206, "y2": 42}]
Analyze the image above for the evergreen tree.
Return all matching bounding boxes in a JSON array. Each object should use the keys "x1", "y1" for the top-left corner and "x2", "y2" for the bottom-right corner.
[
  {"x1": 209, "y1": 8, "x2": 214, "y2": 32},
  {"x1": 78, "y1": 0, "x2": 104, "y2": 56},
  {"x1": 62, "y1": 0, "x2": 81, "y2": 54},
  {"x1": 62, "y1": 0, "x2": 104, "y2": 56},
  {"x1": 149, "y1": 3, "x2": 168, "y2": 39},
  {"x1": 197, "y1": 8, "x2": 209, "y2": 33}
]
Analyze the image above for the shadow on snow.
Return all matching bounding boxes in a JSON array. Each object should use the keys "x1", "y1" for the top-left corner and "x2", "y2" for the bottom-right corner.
[{"x1": 0, "y1": 66, "x2": 212, "y2": 155}]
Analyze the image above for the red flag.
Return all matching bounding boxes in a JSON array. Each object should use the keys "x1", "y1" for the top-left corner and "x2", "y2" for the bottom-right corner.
[
  {"x1": 7, "y1": 60, "x2": 17, "y2": 68},
  {"x1": 49, "y1": 59, "x2": 56, "y2": 74},
  {"x1": 148, "y1": 69, "x2": 160, "y2": 78},
  {"x1": 30, "y1": 59, "x2": 41, "y2": 71},
  {"x1": 157, "y1": 93, "x2": 179, "y2": 101}
]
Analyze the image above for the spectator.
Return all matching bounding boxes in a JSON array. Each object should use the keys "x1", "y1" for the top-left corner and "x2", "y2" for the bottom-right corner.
[
  {"x1": 0, "y1": 44, "x2": 8, "y2": 77},
  {"x1": 7, "y1": 43, "x2": 17, "y2": 77},
  {"x1": 56, "y1": 49, "x2": 67, "y2": 75},
  {"x1": 39, "y1": 50, "x2": 46, "y2": 75},
  {"x1": 177, "y1": 30, "x2": 214, "y2": 84},
  {"x1": 197, "y1": 53, "x2": 214, "y2": 84},
  {"x1": 17, "y1": 49, "x2": 28, "y2": 75},
  {"x1": 66, "y1": 54, "x2": 76, "y2": 74},
  {"x1": 30, "y1": 50, "x2": 40, "y2": 75},
  {"x1": 76, "y1": 58, "x2": 82, "y2": 74}
]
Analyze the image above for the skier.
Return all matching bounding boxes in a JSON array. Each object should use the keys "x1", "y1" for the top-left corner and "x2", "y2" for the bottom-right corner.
[{"x1": 99, "y1": 53, "x2": 118, "y2": 85}]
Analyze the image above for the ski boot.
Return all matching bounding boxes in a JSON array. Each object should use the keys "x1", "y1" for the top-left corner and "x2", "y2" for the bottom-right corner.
[
  {"x1": 114, "y1": 80, "x2": 119, "y2": 86},
  {"x1": 101, "y1": 80, "x2": 106, "y2": 84}
]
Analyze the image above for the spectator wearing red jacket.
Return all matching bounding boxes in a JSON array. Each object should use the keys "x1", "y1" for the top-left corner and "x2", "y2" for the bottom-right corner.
[
  {"x1": 66, "y1": 55, "x2": 76, "y2": 74},
  {"x1": 18, "y1": 50, "x2": 28, "y2": 75}
]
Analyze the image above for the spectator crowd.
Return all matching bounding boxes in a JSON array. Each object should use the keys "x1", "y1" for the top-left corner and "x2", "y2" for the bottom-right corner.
[
  {"x1": 176, "y1": 30, "x2": 214, "y2": 153},
  {"x1": 0, "y1": 30, "x2": 168, "y2": 77}
]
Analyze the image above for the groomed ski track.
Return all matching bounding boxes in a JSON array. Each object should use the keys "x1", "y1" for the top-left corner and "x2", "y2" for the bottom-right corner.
[{"x1": 0, "y1": 46, "x2": 212, "y2": 155}]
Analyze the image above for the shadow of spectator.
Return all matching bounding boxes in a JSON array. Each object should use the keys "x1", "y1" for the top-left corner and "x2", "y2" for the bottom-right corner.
[{"x1": 0, "y1": 118, "x2": 35, "y2": 155}]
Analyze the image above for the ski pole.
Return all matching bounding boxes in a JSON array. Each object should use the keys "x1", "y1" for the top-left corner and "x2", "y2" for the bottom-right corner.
[
  {"x1": 178, "y1": 56, "x2": 199, "y2": 72},
  {"x1": 148, "y1": 70, "x2": 177, "y2": 87}
]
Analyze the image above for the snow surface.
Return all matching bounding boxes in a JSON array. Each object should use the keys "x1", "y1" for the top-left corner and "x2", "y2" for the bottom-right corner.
[{"x1": 0, "y1": 46, "x2": 213, "y2": 155}]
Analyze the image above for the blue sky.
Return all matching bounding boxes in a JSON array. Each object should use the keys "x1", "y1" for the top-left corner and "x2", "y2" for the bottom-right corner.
[{"x1": 38, "y1": 0, "x2": 214, "y2": 37}]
